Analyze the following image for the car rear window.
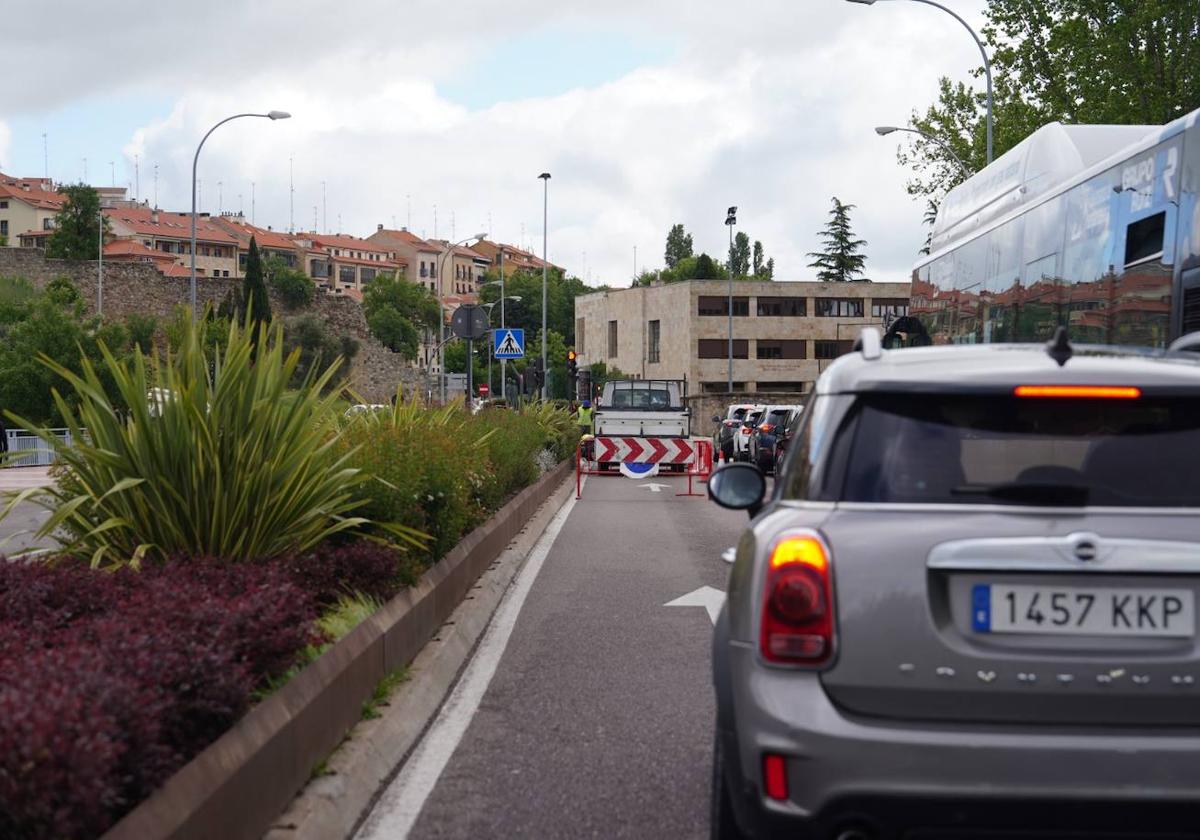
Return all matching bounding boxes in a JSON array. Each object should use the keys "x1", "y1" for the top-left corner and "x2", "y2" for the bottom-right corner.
[
  {"x1": 838, "y1": 394, "x2": 1200, "y2": 507},
  {"x1": 765, "y1": 409, "x2": 790, "y2": 425},
  {"x1": 608, "y1": 387, "x2": 676, "y2": 409}
]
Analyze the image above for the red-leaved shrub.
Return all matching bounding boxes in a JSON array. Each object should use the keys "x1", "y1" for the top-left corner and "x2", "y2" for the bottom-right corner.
[
  {"x1": 277, "y1": 541, "x2": 412, "y2": 608},
  {"x1": 0, "y1": 560, "x2": 320, "y2": 840}
]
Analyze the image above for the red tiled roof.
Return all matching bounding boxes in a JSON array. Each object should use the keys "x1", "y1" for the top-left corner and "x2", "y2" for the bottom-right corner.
[
  {"x1": 104, "y1": 208, "x2": 238, "y2": 245},
  {"x1": 306, "y1": 232, "x2": 393, "y2": 254},
  {"x1": 0, "y1": 182, "x2": 65, "y2": 211},
  {"x1": 370, "y1": 228, "x2": 441, "y2": 254},
  {"x1": 211, "y1": 216, "x2": 300, "y2": 251},
  {"x1": 18, "y1": 229, "x2": 52, "y2": 239},
  {"x1": 104, "y1": 240, "x2": 174, "y2": 261}
]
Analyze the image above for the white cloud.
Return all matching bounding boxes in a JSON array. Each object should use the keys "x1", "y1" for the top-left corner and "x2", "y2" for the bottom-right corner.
[{"x1": 8, "y1": 0, "x2": 989, "y2": 285}]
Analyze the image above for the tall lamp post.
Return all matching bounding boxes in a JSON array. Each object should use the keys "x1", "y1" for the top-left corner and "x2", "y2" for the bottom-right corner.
[
  {"x1": 875, "y1": 126, "x2": 972, "y2": 178},
  {"x1": 538, "y1": 173, "x2": 551, "y2": 399},
  {"x1": 436, "y1": 233, "x2": 487, "y2": 402},
  {"x1": 725, "y1": 206, "x2": 737, "y2": 393},
  {"x1": 190, "y1": 110, "x2": 290, "y2": 320},
  {"x1": 846, "y1": 0, "x2": 993, "y2": 165}
]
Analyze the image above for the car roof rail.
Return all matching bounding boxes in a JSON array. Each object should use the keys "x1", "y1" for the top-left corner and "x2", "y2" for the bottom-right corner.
[
  {"x1": 853, "y1": 327, "x2": 883, "y2": 361},
  {"x1": 1168, "y1": 331, "x2": 1200, "y2": 353}
]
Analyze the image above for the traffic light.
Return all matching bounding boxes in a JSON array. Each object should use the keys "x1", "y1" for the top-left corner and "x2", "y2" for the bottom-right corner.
[{"x1": 566, "y1": 349, "x2": 578, "y2": 382}]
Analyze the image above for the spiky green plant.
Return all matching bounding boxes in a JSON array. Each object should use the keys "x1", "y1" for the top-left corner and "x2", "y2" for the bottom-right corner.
[{"x1": 1, "y1": 316, "x2": 425, "y2": 568}]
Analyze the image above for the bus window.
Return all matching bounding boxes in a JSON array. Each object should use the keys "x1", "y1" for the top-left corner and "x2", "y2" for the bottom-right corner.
[{"x1": 1125, "y1": 212, "x2": 1166, "y2": 266}]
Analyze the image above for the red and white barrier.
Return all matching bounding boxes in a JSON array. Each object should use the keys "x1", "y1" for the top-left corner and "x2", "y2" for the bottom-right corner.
[{"x1": 593, "y1": 436, "x2": 694, "y2": 465}]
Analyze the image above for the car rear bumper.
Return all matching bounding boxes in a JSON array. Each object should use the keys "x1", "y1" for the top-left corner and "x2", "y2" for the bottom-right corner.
[{"x1": 722, "y1": 645, "x2": 1200, "y2": 837}]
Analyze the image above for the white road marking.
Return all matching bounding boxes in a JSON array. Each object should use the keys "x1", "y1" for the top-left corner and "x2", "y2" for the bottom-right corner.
[
  {"x1": 664, "y1": 585, "x2": 727, "y2": 625},
  {"x1": 354, "y1": 484, "x2": 580, "y2": 840},
  {"x1": 639, "y1": 482, "x2": 670, "y2": 493}
]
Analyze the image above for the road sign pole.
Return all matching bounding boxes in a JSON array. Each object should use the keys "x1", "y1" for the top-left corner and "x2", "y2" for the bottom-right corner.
[{"x1": 466, "y1": 338, "x2": 473, "y2": 406}]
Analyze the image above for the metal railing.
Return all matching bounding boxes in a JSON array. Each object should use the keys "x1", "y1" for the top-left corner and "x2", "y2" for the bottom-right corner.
[{"x1": 5, "y1": 429, "x2": 73, "y2": 467}]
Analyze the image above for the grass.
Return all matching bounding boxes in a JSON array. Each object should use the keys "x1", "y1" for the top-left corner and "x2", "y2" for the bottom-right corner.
[{"x1": 362, "y1": 667, "x2": 410, "y2": 720}]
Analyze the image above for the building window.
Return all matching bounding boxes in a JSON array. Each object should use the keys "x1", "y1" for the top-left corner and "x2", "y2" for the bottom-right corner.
[
  {"x1": 698, "y1": 339, "x2": 748, "y2": 359},
  {"x1": 757, "y1": 381, "x2": 807, "y2": 392},
  {"x1": 239, "y1": 253, "x2": 248, "y2": 270},
  {"x1": 871, "y1": 298, "x2": 909, "y2": 318},
  {"x1": 339, "y1": 265, "x2": 356, "y2": 284},
  {"x1": 814, "y1": 340, "x2": 854, "y2": 359},
  {"x1": 420, "y1": 261, "x2": 428, "y2": 278},
  {"x1": 361, "y1": 267, "x2": 376, "y2": 284},
  {"x1": 0, "y1": 220, "x2": 7, "y2": 237},
  {"x1": 756, "y1": 340, "x2": 806, "y2": 360},
  {"x1": 311, "y1": 259, "x2": 330, "y2": 278},
  {"x1": 648, "y1": 320, "x2": 661, "y2": 363},
  {"x1": 815, "y1": 298, "x2": 864, "y2": 317},
  {"x1": 222, "y1": 271, "x2": 230, "y2": 278},
  {"x1": 608, "y1": 320, "x2": 618, "y2": 358},
  {"x1": 0, "y1": 201, "x2": 7, "y2": 208},
  {"x1": 698, "y1": 295, "x2": 749, "y2": 316},
  {"x1": 43, "y1": 218, "x2": 55, "y2": 231},
  {"x1": 756, "y1": 296, "x2": 807, "y2": 317},
  {"x1": 703, "y1": 381, "x2": 745, "y2": 393},
  {"x1": 576, "y1": 318, "x2": 585, "y2": 354}
]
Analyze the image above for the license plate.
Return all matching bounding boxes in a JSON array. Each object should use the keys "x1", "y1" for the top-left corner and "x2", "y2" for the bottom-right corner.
[{"x1": 972, "y1": 584, "x2": 1195, "y2": 637}]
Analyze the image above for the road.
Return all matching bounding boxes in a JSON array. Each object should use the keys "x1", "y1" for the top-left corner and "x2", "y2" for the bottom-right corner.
[
  {"x1": 357, "y1": 472, "x2": 747, "y2": 839},
  {"x1": 0, "y1": 467, "x2": 54, "y2": 557}
]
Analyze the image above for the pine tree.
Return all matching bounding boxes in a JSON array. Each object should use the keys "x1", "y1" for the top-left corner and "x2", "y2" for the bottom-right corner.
[
  {"x1": 242, "y1": 237, "x2": 271, "y2": 345},
  {"x1": 806, "y1": 197, "x2": 868, "y2": 282},
  {"x1": 664, "y1": 223, "x2": 694, "y2": 268},
  {"x1": 752, "y1": 240, "x2": 764, "y2": 276},
  {"x1": 764, "y1": 257, "x2": 775, "y2": 281},
  {"x1": 45, "y1": 185, "x2": 106, "y2": 261}
]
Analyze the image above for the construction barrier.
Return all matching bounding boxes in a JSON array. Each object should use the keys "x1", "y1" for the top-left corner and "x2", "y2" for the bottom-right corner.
[{"x1": 576, "y1": 437, "x2": 712, "y2": 500}]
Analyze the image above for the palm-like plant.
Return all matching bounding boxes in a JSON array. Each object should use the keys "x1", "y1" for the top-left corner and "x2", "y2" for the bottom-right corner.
[{"x1": 2, "y1": 316, "x2": 425, "y2": 567}]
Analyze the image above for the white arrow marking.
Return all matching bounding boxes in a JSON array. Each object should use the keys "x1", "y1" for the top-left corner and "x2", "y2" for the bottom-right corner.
[
  {"x1": 720, "y1": 547, "x2": 736, "y2": 564},
  {"x1": 664, "y1": 585, "x2": 727, "y2": 625},
  {"x1": 639, "y1": 482, "x2": 670, "y2": 493}
]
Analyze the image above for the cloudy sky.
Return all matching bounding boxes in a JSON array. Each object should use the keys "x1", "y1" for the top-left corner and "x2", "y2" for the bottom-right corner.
[{"x1": 1, "y1": 0, "x2": 986, "y2": 286}]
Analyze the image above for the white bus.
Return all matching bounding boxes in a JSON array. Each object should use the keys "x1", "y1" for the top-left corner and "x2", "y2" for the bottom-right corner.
[{"x1": 904, "y1": 106, "x2": 1200, "y2": 348}]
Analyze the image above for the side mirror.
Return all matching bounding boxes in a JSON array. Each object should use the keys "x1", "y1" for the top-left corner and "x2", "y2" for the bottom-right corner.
[{"x1": 708, "y1": 463, "x2": 767, "y2": 518}]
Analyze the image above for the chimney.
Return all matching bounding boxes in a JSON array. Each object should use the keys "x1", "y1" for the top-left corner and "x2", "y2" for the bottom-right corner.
[
  {"x1": 377, "y1": 223, "x2": 383, "y2": 231},
  {"x1": 151, "y1": 210, "x2": 160, "y2": 224}
]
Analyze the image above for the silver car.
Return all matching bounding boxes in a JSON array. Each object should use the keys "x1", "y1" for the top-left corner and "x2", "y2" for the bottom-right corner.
[{"x1": 708, "y1": 328, "x2": 1200, "y2": 839}]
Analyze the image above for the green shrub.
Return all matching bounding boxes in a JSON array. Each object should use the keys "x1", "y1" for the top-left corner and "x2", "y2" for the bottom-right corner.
[{"x1": 3, "y1": 317, "x2": 425, "y2": 567}]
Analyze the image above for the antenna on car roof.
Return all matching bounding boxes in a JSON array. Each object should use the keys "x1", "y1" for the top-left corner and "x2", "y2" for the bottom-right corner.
[{"x1": 1046, "y1": 326, "x2": 1072, "y2": 367}]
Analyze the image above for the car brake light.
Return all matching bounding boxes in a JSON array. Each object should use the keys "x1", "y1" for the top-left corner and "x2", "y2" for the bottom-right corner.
[
  {"x1": 759, "y1": 423, "x2": 774, "y2": 434},
  {"x1": 1015, "y1": 385, "x2": 1140, "y2": 399},
  {"x1": 761, "y1": 532, "x2": 834, "y2": 666}
]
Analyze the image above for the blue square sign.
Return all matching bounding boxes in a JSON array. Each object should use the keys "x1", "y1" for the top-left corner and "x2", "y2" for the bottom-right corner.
[{"x1": 493, "y1": 328, "x2": 525, "y2": 359}]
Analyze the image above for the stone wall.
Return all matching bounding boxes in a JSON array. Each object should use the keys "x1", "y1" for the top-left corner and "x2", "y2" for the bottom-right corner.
[{"x1": 0, "y1": 248, "x2": 420, "y2": 402}]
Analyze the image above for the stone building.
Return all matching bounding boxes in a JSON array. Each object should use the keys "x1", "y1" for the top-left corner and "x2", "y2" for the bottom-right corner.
[{"x1": 573, "y1": 279, "x2": 911, "y2": 394}]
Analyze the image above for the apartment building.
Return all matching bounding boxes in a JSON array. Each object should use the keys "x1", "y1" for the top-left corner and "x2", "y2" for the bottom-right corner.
[
  {"x1": 104, "y1": 208, "x2": 240, "y2": 279},
  {"x1": 574, "y1": 279, "x2": 912, "y2": 394},
  {"x1": 293, "y1": 232, "x2": 404, "y2": 296},
  {"x1": 470, "y1": 238, "x2": 561, "y2": 275},
  {"x1": 366, "y1": 226, "x2": 443, "y2": 292},
  {"x1": 0, "y1": 173, "x2": 64, "y2": 244},
  {"x1": 426, "y1": 239, "x2": 490, "y2": 298},
  {"x1": 210, "y1": 214, "x2": 304, "y2": 275}
]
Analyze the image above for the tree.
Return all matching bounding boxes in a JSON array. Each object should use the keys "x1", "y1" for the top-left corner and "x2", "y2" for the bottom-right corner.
[
  {"x1": 282, "y1": 314, "x2": 358, "y2": 390},
  {"x1": 477, "y1": 267, "x2": 593, "y2": 346},
  {"x1": 729, "y1": 232, "x2": 751, "y2": 278},
  {"x1": 362, "y1": 271, "x2": 440, "y2": 361},
  {"x1": 901, "y1": 1, "x2": 1200, "y2": 198},
  {"x1": 45, "y1": 185, "x2": 106, "y2": 261},
  {"x1": 664, "y1": 224, "x2": 694, "y2": 268},
  {"x1": 764, "y1": 258, "x2": 775, "y2": 281},
  {"x1": 264, "y1": 256, "x2": 315, "y2": 309},
  {"x1": 752, "y1": 241, "x2": 765, "y2": 276},
  {"x1": 242, "y1": 237, "x2": 271, "y2": 344},
  {"x1": 807, "y1": 198, "x2": 868, "y2": 283}
]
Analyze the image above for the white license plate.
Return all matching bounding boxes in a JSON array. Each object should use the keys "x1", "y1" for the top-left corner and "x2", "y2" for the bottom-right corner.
[{"x1": 972, "y1": 584, "x2": 1195, "y2": 637}]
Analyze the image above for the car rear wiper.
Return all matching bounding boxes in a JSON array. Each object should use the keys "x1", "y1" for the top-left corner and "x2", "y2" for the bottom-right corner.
[{"x1": 952, "y1": 482, "x2": 1090, "y2": 506}]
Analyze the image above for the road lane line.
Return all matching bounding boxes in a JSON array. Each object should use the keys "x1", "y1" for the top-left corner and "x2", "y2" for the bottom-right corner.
[{"x1": 354, "y1": 484, "x2": 580, "y2": 840}]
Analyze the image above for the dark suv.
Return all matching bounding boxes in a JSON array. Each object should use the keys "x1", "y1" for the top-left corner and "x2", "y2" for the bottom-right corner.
[{"x1": 708, "y1": 328, "x2": 1200, "y2": 839}]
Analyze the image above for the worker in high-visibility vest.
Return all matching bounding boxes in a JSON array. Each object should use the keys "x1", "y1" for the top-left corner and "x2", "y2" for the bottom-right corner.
[{"x1": 575, "y1": 400, "x2": 594, "y2": 437}]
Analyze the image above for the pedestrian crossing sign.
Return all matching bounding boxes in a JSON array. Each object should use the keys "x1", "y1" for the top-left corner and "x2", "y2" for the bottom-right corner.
[{"x1": 493, "y1": 328, "x2": 525, "y2": 359}]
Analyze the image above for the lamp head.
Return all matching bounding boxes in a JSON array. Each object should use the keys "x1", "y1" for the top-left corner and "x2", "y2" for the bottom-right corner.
[
  {"x1": 472, "y1": 231, "x2": 487, "y2": 240},
  {"x1": 267, "y1": 111, "x2": 292, "y2": 121},
  {"x1": 538, "y1": 172, "x2": 551, "y2": 180},
  {"x1": 845, "y1": 0, "x2": 878, "y2": 5},
  {"x1": 875, "y1": 126, "x2": 898, "y2": 136}
]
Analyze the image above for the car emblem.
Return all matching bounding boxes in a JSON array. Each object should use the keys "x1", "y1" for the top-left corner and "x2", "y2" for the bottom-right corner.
[
  {"x1": 976, "y1": 670, "x2": 996, "y2": 683},
  {"x1": 1073, "y1": 538, "x2": 1098, "y2": 562}
]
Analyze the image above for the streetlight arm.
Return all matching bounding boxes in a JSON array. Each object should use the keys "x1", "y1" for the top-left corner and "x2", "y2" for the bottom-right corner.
[
  {"x1": 908, "y1": 0, "x2": 993, "y2": 165},
  {"x1": 878, "y1": 126, "x2": 971, "y2": 178}
]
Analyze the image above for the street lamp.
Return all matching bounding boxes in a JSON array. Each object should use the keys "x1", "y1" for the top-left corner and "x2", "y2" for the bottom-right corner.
[
  {"x1": 436, "y1": 233, "x2": 487, "y2": 402},
  {"x1": 483, "y1": 296, "x2": 521, "y2": 398},
  {"x1": 190, "y1": 110, "x2": 290, "y2": 319},
  {"x1": 538, "y1": 173, "x2": 551, "y2": 399},
  {"x1": 875, "y1": 126, "x2": 971, "y2": 178},
  {"x1": 725, "y1": 206, "x2": 737, "y2": 393},
  {"x1": 846, "y1": 0, "x2": 993, "y2": 165}
]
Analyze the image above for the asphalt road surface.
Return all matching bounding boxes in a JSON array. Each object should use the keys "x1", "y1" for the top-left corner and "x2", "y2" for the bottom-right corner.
[
  {"x1": 358, "y1": 472, "x2": 748, "y2": 839},
  {"x1": 0, "y1": 467, "x2": 53, "y2": 557}
]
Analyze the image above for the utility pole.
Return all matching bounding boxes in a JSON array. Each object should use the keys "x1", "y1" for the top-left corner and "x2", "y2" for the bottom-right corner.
[
  {"x1": 134, "y1": 154, "x2": 139, "y2": 201},
  {"x1": 42, "y1": 133, "x2": 48, "y2": 179},
  {"x1": 251, "y1": 181, "x2": 255, "y2": 224},
  {"x1": 322, "y1": 180, "x2": 327, "y2": 232},
  {"x1": 725, "y1": 206, "x2": 738, "y2": 393},
  {"x1": 109, "y1": 161, "x2": 115, "y2": 186},
  {"x1": 289, "y1": 155, "x2": 295, "y2": 232},
  {"x1": 538, "y1": 172, "x2": 551, "y2": 399},
  {"x1": 217, "y1": 180, "x2": 223, "y2": 214},
  {"x1": 97, "y1": 207, "x2": 104, "y2": 316},
  {"x1": 154, "y1": 164, "x2": 159, "y2": 207}
]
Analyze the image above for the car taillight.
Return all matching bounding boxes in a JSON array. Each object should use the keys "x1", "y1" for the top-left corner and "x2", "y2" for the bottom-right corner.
[
  {"x1": 1015, "y1": 385, "x2": 1140, "y2": 399},
  {"x1": 741, "y1": 427, "x2": 752, "y2": 435},
  {"x1": 759, "y1": 423, "x2": 774, "y2": 434},
  {"x1": 761, "y1": 532, "x2": 834, "y2": 667}
]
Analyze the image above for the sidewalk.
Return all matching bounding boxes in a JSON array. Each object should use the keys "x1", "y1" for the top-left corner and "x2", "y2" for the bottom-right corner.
[
  {"x1": 0, "y1": 466, "x2": 54, "y2": 491},
  {"x1": 0, "y1": 467, "x2": 54, "y2": 557}
]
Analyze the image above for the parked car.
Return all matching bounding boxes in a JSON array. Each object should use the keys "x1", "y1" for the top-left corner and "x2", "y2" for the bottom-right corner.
[
  {"x1": 747, "y1": 404, "x2": 802, "y2": 474},
  {"x1": 708, "y1": 327, "x2": 1200, "y2": 838},
  {"x1": 730, "y1": 407, "x2": 763, "y2": 463},
  {"x1": 712, "y1": 403, "x2": 761, "y2": 465}
]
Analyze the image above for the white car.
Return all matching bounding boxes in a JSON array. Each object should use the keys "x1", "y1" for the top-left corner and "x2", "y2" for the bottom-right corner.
[{"x1": 731, "y1": 406, "x2": 764, "y2": 462}]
